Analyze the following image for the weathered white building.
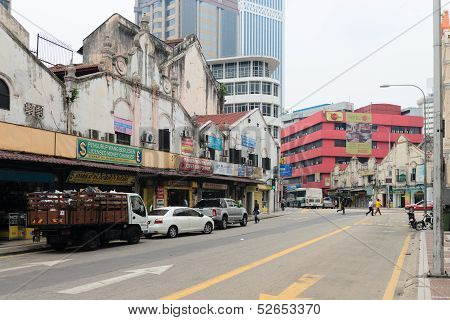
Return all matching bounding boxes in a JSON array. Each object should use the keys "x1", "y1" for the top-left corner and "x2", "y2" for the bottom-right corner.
[
  {"x1": 331, "y1": 135, "x2": 432, "y2": 208},
  {"x1": 0, "y1": 6, "x2": 66, "y2": 132}
]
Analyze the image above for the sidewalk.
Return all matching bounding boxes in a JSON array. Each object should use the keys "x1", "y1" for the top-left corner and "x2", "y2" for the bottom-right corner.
[
  {"x1": 0, "y1": 238, "x2": 49, "y2": 257},
  {"x1": 420, "y1": 230, "x2": 450, "y2": 300}
]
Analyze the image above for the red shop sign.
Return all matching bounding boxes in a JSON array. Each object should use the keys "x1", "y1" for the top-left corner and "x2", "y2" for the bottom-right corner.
[{"x1": 178, "y1": 156, "x2": 213, "y2": 174}]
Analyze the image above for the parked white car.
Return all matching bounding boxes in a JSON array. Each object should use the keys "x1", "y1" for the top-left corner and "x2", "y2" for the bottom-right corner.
[{"x1": 147, "y1": 207, "x2": 214, "y2": 238}]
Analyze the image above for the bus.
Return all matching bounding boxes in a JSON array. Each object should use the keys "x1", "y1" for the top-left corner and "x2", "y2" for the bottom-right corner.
[{"x1": 287, "y1": 188, "x2": 323, "y2": 208}]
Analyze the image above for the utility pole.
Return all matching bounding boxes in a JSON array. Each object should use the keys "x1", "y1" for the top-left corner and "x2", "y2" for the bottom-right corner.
[{"x1": 432, "y1": 0, "x2": 445, "y2": 276}]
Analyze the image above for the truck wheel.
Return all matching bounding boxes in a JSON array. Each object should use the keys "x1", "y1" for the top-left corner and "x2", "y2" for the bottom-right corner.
[
  {"x1": 127, "y1": 227, "x2": 141, "y2": 245},
  {"x1": 240, "y1": 215, "x2": 248, "y2": 227},
  {"x1": 51, "y1": 244, "x2": 66, "y2": 251},
  {"x1": 167, "y1": 226, "x2": 178, "y2": 238},
  {"x1": 221, "y1": 217, "x2": 228, "y2": 230},
  {"x1": 81, "y1": 230, "x2": 100, "y2": 251},
  {"x1": 203, "y1": 222, "x2": 213, "y2": 234}
]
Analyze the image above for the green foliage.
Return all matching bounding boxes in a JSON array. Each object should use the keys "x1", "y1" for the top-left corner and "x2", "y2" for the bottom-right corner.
[{"x1": 66, "y1": 88, "x2": 79, "y2": 104}]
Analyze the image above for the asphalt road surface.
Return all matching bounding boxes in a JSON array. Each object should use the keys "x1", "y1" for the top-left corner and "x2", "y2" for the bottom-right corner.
[{"x1": 0, "y1": 208, "x2": 414, "y2": 300}]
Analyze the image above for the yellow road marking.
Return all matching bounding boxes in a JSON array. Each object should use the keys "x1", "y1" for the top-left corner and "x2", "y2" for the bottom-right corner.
[
  {"x1": 260, "y1": 274, "x2": 322, "y2": 300},
  {"x1": 382, "y1": 234, "x2": 411, "y2": 300},
  {"x1": 160, "y1": 226, "x2": 352, "y2": 300}
]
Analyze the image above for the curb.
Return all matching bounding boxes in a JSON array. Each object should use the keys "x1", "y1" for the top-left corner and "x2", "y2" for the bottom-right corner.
[{"x1": 0, "y1": 243, "x2": 50, "y2": 257}]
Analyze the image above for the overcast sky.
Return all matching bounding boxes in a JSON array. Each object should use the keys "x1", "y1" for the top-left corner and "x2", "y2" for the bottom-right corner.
[{"x1": 12, "y1": 0, "x2": 438, "y2": 111}]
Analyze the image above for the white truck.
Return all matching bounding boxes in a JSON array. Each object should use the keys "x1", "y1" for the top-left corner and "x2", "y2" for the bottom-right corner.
[{"x1": 28, "y1": 191, "x2": 149, "y2": 251}]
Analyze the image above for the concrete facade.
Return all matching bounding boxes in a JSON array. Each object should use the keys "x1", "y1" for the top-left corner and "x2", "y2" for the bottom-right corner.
[{"x1": 0, "y1": 15, "x2": 66, "y2": 132}]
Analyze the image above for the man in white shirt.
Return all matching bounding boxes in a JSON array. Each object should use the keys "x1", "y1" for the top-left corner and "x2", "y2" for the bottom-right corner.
[{"x1": 366, "y1": 199, "x2": 374, "y2": 216}]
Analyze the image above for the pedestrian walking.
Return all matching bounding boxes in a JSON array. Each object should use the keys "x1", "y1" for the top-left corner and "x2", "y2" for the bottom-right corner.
[
  {"x1": 280, "y1": 199, "x2": 286, "y2": 211},
  {"x1": 366, "y1": 199, "x2": 374, "y2": 216},
  {"x1": 253, "y1": 200, "x2": 260, "y2": 223},
  {"x1": 374, "y1": 199, "x2": 382, "y2": 215},
  {"x1": 336, "y1": 198, "x2": 346, "y2": 215}
]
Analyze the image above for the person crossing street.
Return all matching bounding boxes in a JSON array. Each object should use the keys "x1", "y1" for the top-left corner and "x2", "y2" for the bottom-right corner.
[
  {"x1": 366, "y1": 199, "x2": 374, "y2": 216},
  {"x1": 374, "y1": 199, "x2": 382, "y2": 215}
]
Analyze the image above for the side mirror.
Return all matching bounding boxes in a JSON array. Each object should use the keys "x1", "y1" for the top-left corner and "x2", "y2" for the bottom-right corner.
[{"x1": 199, "y1": 213, "x2": 204, "y2": 217}]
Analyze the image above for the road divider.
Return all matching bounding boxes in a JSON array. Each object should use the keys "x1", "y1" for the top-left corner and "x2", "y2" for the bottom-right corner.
[{"x1": 160, "y1": 226, "x2": 352, "y2": 300}]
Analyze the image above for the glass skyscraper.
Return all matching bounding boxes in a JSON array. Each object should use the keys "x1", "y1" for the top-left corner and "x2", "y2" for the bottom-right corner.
[
  {"x1": 0, "y1": 0, "x2": 11, "y2": 11},
  {"x1": 134, "y1": 0, "x2": 239, "y2": 59},
  {"x1": 239, "y1": 0, "x2": 284, "y2": 106}
]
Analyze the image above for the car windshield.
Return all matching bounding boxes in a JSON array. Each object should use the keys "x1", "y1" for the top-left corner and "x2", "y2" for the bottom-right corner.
[
  {"x1": 195, "y1": 199, "x2": 221, "y2": 208},
  {"x1": 148, "y1": 209, "x2": 169, "y2": 216}
]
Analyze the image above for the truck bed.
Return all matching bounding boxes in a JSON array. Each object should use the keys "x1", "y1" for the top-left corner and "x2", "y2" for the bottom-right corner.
[{"x1": 27, "y1": 192, "x2": 129, "y2": 227}]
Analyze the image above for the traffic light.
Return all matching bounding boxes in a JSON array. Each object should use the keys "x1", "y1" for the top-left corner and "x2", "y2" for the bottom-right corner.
[{"x1": 271, "y1": 179, "x2": 276, "y2": 191}]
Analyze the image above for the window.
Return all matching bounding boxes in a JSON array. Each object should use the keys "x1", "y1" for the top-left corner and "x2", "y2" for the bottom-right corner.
[
  {"x1": 235, "y1": 103, "x2": 247, "y2": 112},
  {"x1": 235, "y1": 82, "x2": 248, "y2": 95},
  {"x1": 225, "y1": 83, "x2": 234, "y2": 95},
  {"x1": 411, "y1": 168, "x2": 417, "y2": 181},
  {"x1": 154, "y1": 1, "x2": 162, "y2": 8},
  {"x1": 212, "y1": 64, "x2": 223, "y2": 79},
  {"x1": 249, "y1": 81, "x2": 261, "y2": 94},
  {"x1": 249, "y1": 102, "x2": 260, "y2": 110},
  {"x1": 208, "y1": 148, "x2": 216, "y2": 161},
  {"x1": 166, "y1": 19, "x2": 175, "y2": 27},
  {"x1": 273, "y1": 126, "x2": 279, "y2": 139},
  {"x1": 307, "y1": 174, "x2": 315, "y2": 182},
  {"x1": 225, "y1": 63, "x2": 237, "y2": 78},
  {"x1": 372, "y1": 124, "x2": 378, "y2": 131},
  {"x1": 153, "y1": 11, "x2": 162, "y2": 18},
  {"x1": 116, "y1": 132, "x2": 130, "y2": 146},
  {"x1": 273, "y1": 105, "x2": 279, "y2": 118},
  {"x1": 262, "y1": 157, "x2": 271, "y2": 170},
  {"x1": 166, "y1": 8, "x2": 175, "y2": 16},
  {"x1": 261, "y1": 103, "x2": 272, "y2": 116},
  {"x1": 335, "y1": 123, "x2": 346, "y2": 131},
  {"x1": 154, "y1": 32, "x2": 162, "y2": 38},
  {"x1": 262, "y1": 82, "x2": 272, "y2": 95},
  {"x1": 159, "y1": 129, "x2": 170, "y2": 152},
  {"x1": 334, "y1": 140, "x2": 346, "y2": 147},
  {"x1": 264, "y1": 62, "x2": 270, "y2": 77},
  {"x1": 165, "y1": 29, "x2": 175, "y2": 38},
  {"x1": 153, "y1": 21, "x2": 162, "y2": 29},
  {"x1": 224, "y1": 104, "x2": 234, "y2": 113},
  {"x1": 130, "y1": 196, "x2": 146, "y2": 217},
  {"x1": 0, "y1": 79, "x2": 10, "y2": 110},
  {"x1": 252, "y1": 61, "x2": 263, "y2": 77},
  {"x1": 372, "y1": 141, "x2": 378, "y2": 149},
  {"x1": 248, "y1": 154, "x2": 258, "y2": 167},
  {"x1": 273, "y1": 84, "x2": 279, "y2": 97},
  {"x1": 167, "y1": 0, "x2": 175, "y2": 6},
  {"x1": 239, "y1": 61, "x2": 250, "y2": 77}
]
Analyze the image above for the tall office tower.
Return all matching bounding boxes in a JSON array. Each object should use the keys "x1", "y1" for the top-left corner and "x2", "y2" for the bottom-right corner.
[
  {"x1": 0, "y1": 0, "x2": 11, "y2": 11},
  {"x1": 134, "y1": 0, "x2": 239, "y2": 59},
  {"x1": 239, "y1": 0, "x2": 284, "y2": 107}
]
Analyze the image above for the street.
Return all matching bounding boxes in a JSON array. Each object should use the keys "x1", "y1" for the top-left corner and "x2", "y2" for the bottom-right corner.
[{"x1": 0, "y1": 208, "x2": 414, "y2": 300}]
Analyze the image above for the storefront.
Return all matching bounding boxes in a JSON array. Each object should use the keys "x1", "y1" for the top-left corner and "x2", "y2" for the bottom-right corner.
[
  {"x1": 199, "y1": 182, "x2": 228, "y2": 199},
  {"x1": 255, "y1": 184, "x2": 272, "y2": 213}
]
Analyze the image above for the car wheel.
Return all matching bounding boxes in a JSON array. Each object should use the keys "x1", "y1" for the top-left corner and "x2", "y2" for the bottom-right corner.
[
  {"x1": 167, "y1": 226, "x2": 178, "y2": 238},
  {"x1": 81, "y1": 230, "x2": 100, "y2": 251},
  {"x1": 145, "y1": 233, "x2": 153, "y2": 239},
  {"x1": 127, "y1": 227, "x2": 141, "y2": 245},
  {"x1": 240, "y1": 215, "x2": 248, "y2": 227},
  {"x1": 221, "y1": 217, "x2": 228, "y2": 230},
  {"x1": 203, "y1": 222, "x2": 213, "y2": 234},
  {"x1": 416, "y1": 221, "x2": 425, "y2": 231}
]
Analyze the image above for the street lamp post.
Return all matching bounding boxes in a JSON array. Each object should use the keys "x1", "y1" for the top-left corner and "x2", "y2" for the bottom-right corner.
[{"x1": 380, "y1": 85, "x2": 428, "y2": 218}]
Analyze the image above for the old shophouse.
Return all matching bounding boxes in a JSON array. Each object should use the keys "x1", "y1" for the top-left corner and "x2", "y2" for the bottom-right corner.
[
  {"x1": 331, "y1": 136, "x2": 432, "y2": 208},
  {"x1": 0, "y1": 10, "x2": 279, "y2": 238}
]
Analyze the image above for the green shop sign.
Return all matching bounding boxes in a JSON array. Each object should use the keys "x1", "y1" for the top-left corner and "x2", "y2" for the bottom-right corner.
[{"x1": 77, "y1": 139, "x2": 142, "y2": 167}]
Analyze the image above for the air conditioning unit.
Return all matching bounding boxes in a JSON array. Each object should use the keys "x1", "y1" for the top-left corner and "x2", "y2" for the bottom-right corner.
[
  {"x1": 104, "y1": 133, "x2": 116, "y2": 143},
  {"x1": 72, "y1": 130, "x2": 83, "y2": 137},
  {"x1": 141, "y1": 131, "x2": 155, "y2": 144},
  {"x1": 88, "y1": 129, "x2": 100, "y2": 140}
]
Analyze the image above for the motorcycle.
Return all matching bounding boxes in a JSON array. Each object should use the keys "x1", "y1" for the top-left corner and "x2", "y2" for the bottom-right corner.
[
  {"x1": 415, "y1": 211, "x2": 433, "y2": 230},
  {"x1": 407, "y1": 207, "x2": 418, "y2": 229}
]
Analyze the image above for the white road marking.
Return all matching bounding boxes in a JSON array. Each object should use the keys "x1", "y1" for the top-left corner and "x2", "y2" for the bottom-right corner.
[
  {"x1": 58, "y1": 265, "x2": 173, "y2": 295},
  {"x1": 0, "y1": 259, "x2": 72, "y2": 273}
]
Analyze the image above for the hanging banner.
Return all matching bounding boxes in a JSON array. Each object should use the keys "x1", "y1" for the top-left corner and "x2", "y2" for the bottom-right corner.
[
  {"x1": 114, "y1": 117, "x2": 133, "y2": 135},
  {"x1": 66, "y1": 171, "x2": 135, "y2": 186},
  {"x1": 345, "y1": 113, "x2": 372, "y2": 155},
  {"x1": 213, "y1": 162, "x2": 234, "y2": 176},
  {"x1": 177, "y1": 156, "x2": 213, "y2": 174},
  {"x1": 77, "y1": 139, "x2": 142, "y2": 166},
  {"x1": 326, "y1": 111, "x2": 344, "y2": 122},
  {"x1": 181, "y1": 137, "x2": 194, "y2": 155}
]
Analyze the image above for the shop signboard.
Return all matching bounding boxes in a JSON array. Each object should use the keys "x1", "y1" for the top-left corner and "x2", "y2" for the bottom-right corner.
[
  {"x1": 345, "y1": 113, "x2": 372, "y2": 155},
  {"x1": 245, "y1": 166, "x2": 254, "y2": 177},
  {"x1": 202, "y1": 183, "x2": 228, "y2": 190},
  {"x1": 213, "y1": 161, "x2": 234, "y2": 176},
  {"x1": 114, "y1": 117, "x2": 133, "y2": 135},
  {"x1": 66, "y1": 171, "x2": 135, "y2": 186},
  {"x1": 241, "y1": 135, "x2": 256, "y2": 148},
  {"x1": 237, "y1": 165, "x2": 246, "y2": 177},
  {"x1": 178, "y1": 156, "x2": 213, "y2": 174},
  {"x1": 208, "y1": 136, "x2": 223, "y2": 151},
  {"x1": 416, "y1": 164, "x2": 425, "y2": 184},
  {"x1": 77, "y1": 138, "x2": 142, "y2": 166},
  {"x1": 181, "y1": 137, "x2": 194, "y2": 155},
  {"x1": 280, "y1": 164, "x2": 293, "y2": 178},
  {"x1": 156, "y1": 186, "x2": 164, "y2": 208},
  {"x1": 326, "y1": 111, "x2": 344, "y2": 122}
]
